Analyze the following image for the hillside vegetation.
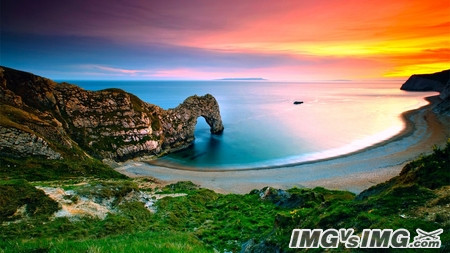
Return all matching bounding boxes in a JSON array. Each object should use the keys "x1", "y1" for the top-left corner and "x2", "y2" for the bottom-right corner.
[{"x1": 1, "y1": 140, "x2": 448, "y2": 252}]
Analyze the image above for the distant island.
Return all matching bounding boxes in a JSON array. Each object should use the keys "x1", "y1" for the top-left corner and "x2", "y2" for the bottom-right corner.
[{"x1": 216, "y1": 77, "x2": 267, "y2": 81}]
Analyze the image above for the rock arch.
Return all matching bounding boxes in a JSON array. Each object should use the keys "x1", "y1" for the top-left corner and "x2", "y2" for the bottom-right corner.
[
  {"x1": 161, "y1": 94, "x2": 224, "y2": 151},
  {"x1": 0, "y1": 66, "x2": 225, "y2": 160}
]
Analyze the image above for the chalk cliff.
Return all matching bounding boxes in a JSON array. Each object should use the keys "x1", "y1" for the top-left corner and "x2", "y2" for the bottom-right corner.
[{"x1": 0, "y1": 66, "x2": 223, "y2": 162}]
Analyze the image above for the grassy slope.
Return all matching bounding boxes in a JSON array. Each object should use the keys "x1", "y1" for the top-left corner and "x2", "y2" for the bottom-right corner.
[
  {"x1": 0, "y1": 179, "x2": 59, "y2": 223},
  {"x1": 1, "y1": 231, "x2": 211, "y2": 253},
  {"x1": 0, "y1": 141, "x2": 448, "y2": 252},
  {"x1": 0, "y1": 156, "x2": 126, "y2": 181}
]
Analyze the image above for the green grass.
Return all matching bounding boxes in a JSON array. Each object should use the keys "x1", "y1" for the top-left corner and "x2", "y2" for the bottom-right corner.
[
  {"x1": 0, "y1": 105, "x2": 43, "y2": 133},
  {"x1": 0, "y1": 156, "x2": 126, "y2": 181},
  {"x1": 160, "y1": 181, "x2": 200, "y2": 193},
  {"x1": 0, "y1": 230, "x2": 213, "y2": 253},
  {"x1": 0, "y1": 141, "x2": 448, "y2": 252},
  {"x1": 152, "y1": 189, "x2": 278, "y2": 251},
  {"x1": 0, "y1": 179, "x2": 59, "y2": 222}
]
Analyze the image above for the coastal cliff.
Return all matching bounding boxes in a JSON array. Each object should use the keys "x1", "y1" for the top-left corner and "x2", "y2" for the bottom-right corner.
[
  {"x1": 401, "y1": 69, "x2": 450, "y2": 114},
  {"x1": 0, "y1": 66, "x2": 224, "y2": 164},
  {"x1": 1, "y1": 67, "x2": 449, "y2": 252},
  {"x1": 400, "y1": 69, "x2": 449, "y2": 92}
]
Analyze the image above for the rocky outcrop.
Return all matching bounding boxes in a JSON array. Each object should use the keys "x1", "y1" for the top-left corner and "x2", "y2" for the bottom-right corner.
[
  {"x1": 161, "y1": 94, "x2": 224, "y2": 152},
  {"x1": 400, "y1": 76, "x2": 445, "y2": 92},
  {"x1": 401, "y1": 69, "x2": 450, "y2": 115},
  {"x1": 400, "y1": 69, "x2": 449, "y2": 92},
  {"x1": 439, "y1": 81, "x2": 450, "y2": 100},
  {"x1": 434, "y1": 81, "x2": 450, "y2": 115},
  {"x1": 0, "y1": 66, "x2": 224, "y2": 161},
  {"x1": 51, "y1": 83, "x2": 166, "y2": 160},
  {"x1": 0, "y1": 126, "x2": 62, "y2": 159}
]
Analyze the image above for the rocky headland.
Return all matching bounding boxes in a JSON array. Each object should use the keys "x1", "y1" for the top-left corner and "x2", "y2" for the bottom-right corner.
[
  {"x1": 401, "y1": 69, "x2": 450, "y2": 114},
  {"x1": 0, "y1": 66, "x2": 224, "y2": 164},
  {"x1": 400, "y1": 69, "x2": 449, "y2": 92}
]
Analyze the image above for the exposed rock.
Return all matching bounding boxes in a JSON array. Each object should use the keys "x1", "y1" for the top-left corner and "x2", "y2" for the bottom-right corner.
[
  {"x1": 401, "y1": 76, "x2": 445, "y2": 92},
  {"x1": 400, "y1": 69, "x2": 449, "y2": 92},
  {"x1": 240, "y1": 239, "x2": 281, "y2": 253},
  {"x1": 161, "y1": 94, "x2": 224, "y2": 151},
  {"x1": 36, "y1": 185, "x2": 187, "y2": 220},
  {"x1": 254, "y1": 186, "x2": 324, "y2": 208},
  {"x1": 439, "y1": 81, "x2": 450, "y2": 100},
  {"x1": 37, "y1": 186, "x2": 112, "y2": 220},
  {"x1": 0, "y1": 66, "x2": 224, "y2": 162},
  {"x1": 0, "y1": 126, "x2": 62, "y2": 159},
  {"x1": 434, "y1": 81, "x2": 450, "y2": 115},
  {"x1": 401, "y1": 69, "x2": 450, "y2": 115},
  {"x1": 434, "y1": 100, "x2": 450, "y2": 115}
]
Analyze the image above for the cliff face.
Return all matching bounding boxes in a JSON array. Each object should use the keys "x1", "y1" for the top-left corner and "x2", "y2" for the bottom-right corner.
[
  {"x1": 0, "y1": 66, "x2": 224, "y2": 162},
  {"x1": 400, "y1": 69, "x2": 450, "y2": 115},
  {"x1": 434, "y1": 81, "x2": 450, "y2": 115},
  {"x1": 440, "y1": 81, "x2": 450, "y2": 100},
  {"x1": 400, "y1": 69, "x2": 449, "y2": 92}
]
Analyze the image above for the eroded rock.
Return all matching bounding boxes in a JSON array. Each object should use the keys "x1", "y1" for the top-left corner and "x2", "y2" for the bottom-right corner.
[
  {"x1": 0, "y1": 126, "x2": 62, "y2": 159},
  {"x1": 0, "y1": 66, "x2": 224, "y2": 161}
]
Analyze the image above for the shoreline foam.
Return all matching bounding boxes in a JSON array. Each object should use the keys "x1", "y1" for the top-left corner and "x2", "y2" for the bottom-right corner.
[{"x1": 116, "y1": 95, "x2": 449, "y2": 193}]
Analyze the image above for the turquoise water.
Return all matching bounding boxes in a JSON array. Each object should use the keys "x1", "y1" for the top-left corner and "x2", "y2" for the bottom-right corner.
[{"x1": 71, "y1": 81, "x2": 433, "y2": 169}]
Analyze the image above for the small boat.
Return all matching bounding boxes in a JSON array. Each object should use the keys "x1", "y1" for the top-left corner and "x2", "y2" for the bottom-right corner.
[{"x1": 293, "y1": 101, "x2": 303, "y2": 105}]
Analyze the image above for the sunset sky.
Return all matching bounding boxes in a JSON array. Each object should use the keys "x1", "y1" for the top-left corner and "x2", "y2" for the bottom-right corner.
[{"x1": 1, "y1": 0, "x2": 449, "y2": 81}]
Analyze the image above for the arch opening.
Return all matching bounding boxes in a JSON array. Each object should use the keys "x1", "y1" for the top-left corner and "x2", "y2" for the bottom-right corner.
[{"x1": 201, "y1": 115, "x2": 224, "y2": 135}]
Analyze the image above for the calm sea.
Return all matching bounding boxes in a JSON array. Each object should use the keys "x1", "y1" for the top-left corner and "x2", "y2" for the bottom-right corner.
[{"x1": 69, "y1": 80, "x2": 434, "y2": 170}]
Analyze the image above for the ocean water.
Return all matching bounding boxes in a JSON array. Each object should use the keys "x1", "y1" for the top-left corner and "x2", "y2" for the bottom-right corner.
[{"x1": 71, "y1": 80, "x2": 434, "y2": 170}]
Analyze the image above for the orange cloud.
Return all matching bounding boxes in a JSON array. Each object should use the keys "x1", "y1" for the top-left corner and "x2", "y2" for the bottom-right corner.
[
  {"x1": 178, "y1": 0, "x2": 449, "y2": 79},
  {"x1": 3, "y1": 0, "x2": 449, "y2": 80}
]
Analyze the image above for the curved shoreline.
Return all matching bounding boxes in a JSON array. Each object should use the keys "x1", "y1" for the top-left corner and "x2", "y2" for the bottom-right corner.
[
  {"x1": 116, "y1": 95, "x2": 449, "y2": 193},
  {"x1": 143, "y1": 96, "x2": 429, "y2": 172},
  {"x1": 145, "y1": 103, "x2": 419, "y2": 172}
]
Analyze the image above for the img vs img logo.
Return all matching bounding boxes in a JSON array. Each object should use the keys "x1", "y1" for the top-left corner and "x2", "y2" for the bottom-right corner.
[{"x1": 289, "y1": 228, "x2": 443, "y2": 249}]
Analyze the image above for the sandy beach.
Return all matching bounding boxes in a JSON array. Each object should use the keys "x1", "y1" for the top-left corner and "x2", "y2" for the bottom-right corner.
[{"x1": 116, "y1": 95, "x2": 449, "y2": 194}]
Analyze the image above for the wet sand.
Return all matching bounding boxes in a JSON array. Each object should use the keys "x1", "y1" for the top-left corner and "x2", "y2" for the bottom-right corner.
[{"x1": 116, "y1": 96, "x2": 449, "y2": 194}]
